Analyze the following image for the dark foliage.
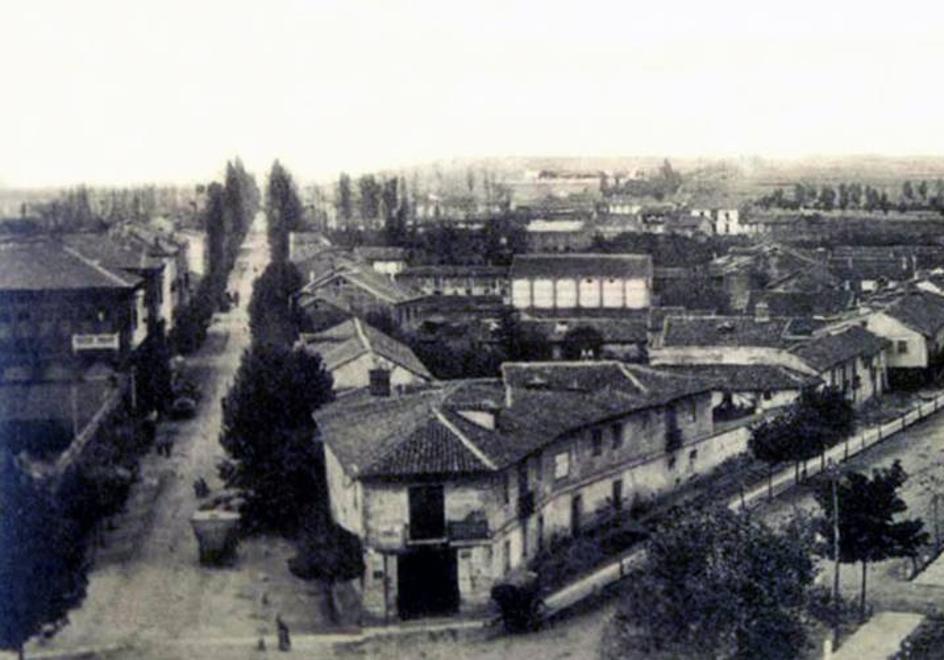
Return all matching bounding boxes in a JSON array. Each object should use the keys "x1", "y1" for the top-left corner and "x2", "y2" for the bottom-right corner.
[
  {"x1": 616, "y1": 507, "x2": 815, "y2": 660},
  {"x1": 561, "y1": 325, "x2": 604, "y2": 360},
  {"x1": 218, "y1": 343, "x2": 334, "y2": 534},
  {"x1": 248, "y1": 261, "x2": 304, "y2": 347},
  {"x1": 266, "y1": 161, "x2": 305, "y2": 264},
  {"x1": 814, "y1": 460, "x2": 927, "y2": 620},
  {"x1": 0, "y1": 453, "x2": 88, "y2": 657},
  {"x1": 288, "y1": 513, "x2": 364, "y2": 583}
]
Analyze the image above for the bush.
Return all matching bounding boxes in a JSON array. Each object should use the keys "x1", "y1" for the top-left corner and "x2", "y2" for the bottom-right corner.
[{"x1": 491, "y1": 580, "x2": 543, "y2": 633}]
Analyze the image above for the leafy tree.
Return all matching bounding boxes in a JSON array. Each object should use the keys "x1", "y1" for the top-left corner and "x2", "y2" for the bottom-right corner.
[
  {"x1": 357, "y1": 174, "x2": 381, "y2": 222},
  {"x1": 337, "y1": 172, "x2": 353, "y2": 221},
  {"x1": 818, "y1": 185, "x2": 836, "y2": 211},
  {"x1": 561, "y1": 326, "x2": 604, "y2": 360},
  {"x1": 749, "y1": 414, "x2": 795, "y2": 499},
  {"x1": 219, "y1": 343, "x2": 334, "y2": 534},
  {"x1": 248, "y1": 261, "x2": 304, "y2": 347},
  {"x1": 205, "y1": 182, "x2": 227, "y2": 286},
  {"x1": 134, "y1": 331, "x2": 173, "y2": 414},
  {"x1": 903, "y1": 180, "x2": 915, "y2": 203},
  {"x1": 266, "y1": 161, "x2": 304, "y2": 264},
  {"x1": 495, "y1": 308, "x2": 552, "y2": 362},
  {"x1": 814, "y1": 460, "x2": 927, "y2": 621},
  {"x1": 0, "y1": 453, "x2": 88, "y2": 659},
  {"x1": 616, "y1": 506, "x2": 815, "y2": 659},
  {"x1": 288, "y1": 513, "x2": 364, "y2": 623}
]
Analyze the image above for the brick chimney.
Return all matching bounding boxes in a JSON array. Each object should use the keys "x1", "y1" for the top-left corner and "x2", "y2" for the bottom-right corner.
[{"x1": 369, "y1": 367, "x2": 391, "y2": 397}]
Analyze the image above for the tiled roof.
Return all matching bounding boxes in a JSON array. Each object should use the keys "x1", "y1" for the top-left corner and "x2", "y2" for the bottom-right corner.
[
  {"x1": 62, "y1": 233, "x2": 163, "y2": 272},
  {"x1": 363, "y1": 419, "x2": 489, "y2": 477},
  {"x1": 353, "y1": 246, "x2": 408, "y2": 261},
  {"x1": 878, "y1": 291, "x2": 944, "y2": 337},
  {"x1": 746, "y1": 290, "x2": 855, "y2": 318},
  {"x1": 661, "y1": 315, "x2": 794, "y2": 348},
  {"x1": 657, "y1": 364, "x2": 819, "y2": 392},
  {"x1": 828, "y1": 256, "x2": 914, "y2": 282},
  {"x1": 301, "y1": 318, "x2": 432, "y2": 379},
  {"x1": 316, "y1": 362, "x2": 713, "y2": 478},
  {"x1": 510, "y1": 253, "x2": 652, "y2": 280},
  {"x1": 524, "y1": 317, "x2": 648, "y2": 343},
  {"x1": 789, "y1": 326, "x2": 889, "y2": 371},
  {"x1": 0, "y1": 239, "x2": 138, "y2": 291},
  {"x1": 400, "y1": 265, "x2": 508, "y2": 278},
  {"x1": 301, "y1": 263, "x2": 423, "y2": 305}
]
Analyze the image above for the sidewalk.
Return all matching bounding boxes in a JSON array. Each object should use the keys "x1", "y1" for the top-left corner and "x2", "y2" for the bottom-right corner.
[{"x1": 832, "y1": 611, "x2": 924, "y2": 660}]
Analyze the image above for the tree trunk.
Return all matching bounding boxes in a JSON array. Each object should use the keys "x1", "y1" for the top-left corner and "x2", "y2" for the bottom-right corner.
[
  {"x1": 860, "y1": 561, "x2": 868, "y2": 622},
  {"x1": 768, "y1": 465, "x2": 773, "y2": 501},
  {"x1": 795, "y1": 461, "x2": 800, "y2": 484},
  {"x1": 18, "y1": 644, "x2": 24, "y2": 660}
]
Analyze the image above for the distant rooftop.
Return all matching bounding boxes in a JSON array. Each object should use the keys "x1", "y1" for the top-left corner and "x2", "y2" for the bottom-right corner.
[
  {"x1": 0, "y1": 239, "x2": 138, "y2": 292},
  {"x1": 510, "y1": 253, "x2": 653, "y2": 279}
]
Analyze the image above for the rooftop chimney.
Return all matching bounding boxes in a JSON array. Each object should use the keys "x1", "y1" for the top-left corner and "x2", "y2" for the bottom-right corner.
[
  {"x1": 368, "y1": 367, "x2": 391, "y2": 397},
  {"x1": 755, "y1": 300, "x2": 770, "y2": 323}
]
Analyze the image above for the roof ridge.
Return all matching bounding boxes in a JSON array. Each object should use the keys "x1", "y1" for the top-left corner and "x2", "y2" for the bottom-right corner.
[
  {"x1": 61, "y1": 245, "x2": 134, "y2": 287},
  {"x1": 434, "y1": 409, "x2": 498, "y2": 471},
  {"x1": 353, "y1": 317, "x2": 374, "y2": 359}
]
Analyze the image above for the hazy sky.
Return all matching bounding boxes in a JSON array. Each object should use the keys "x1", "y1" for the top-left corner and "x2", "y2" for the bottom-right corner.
[{"x1": 2, "y1": 0, "x2": 943, "y2": 187}]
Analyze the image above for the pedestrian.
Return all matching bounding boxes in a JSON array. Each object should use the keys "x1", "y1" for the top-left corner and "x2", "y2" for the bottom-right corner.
[{"x1": 276, "y1": 614, "x2": 291, "y2": 652}]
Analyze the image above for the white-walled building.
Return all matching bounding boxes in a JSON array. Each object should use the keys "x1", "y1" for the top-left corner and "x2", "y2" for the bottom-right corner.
[
  {"x1": 299, "y1": 317, "x2": 432, "y2": 391},
  {"x1": 509, "y1": 254, "x2": 652, "y2": 312}
]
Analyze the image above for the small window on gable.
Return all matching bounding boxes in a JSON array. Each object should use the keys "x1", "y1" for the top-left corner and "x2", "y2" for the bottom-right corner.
[
  {"x1": 763, "y1": 390, "x2": 773, "y2": 401},
  {"x1": 897, "y1": 340, "x2": 908, "y2": 354}
]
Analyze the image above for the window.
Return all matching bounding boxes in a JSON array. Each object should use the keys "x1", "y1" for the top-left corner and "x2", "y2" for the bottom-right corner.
[
  {"x1": 503, "y1": 539, "x2": 512, "y2": 574},
  {"x1": 591, "y1": 429, "x2": 603, "y2": 456},
  {"x1": 611, "y1": 423, "x2": 623, "y2": 449},
  {"x1": 501, "y1": 473, "x2": 510, "y2": 505},
  {"x1": 612, "y1": 479, "x2": 623, "y2": 510},
  {"x1": 554, "y1": 451, "x2": 570, "y2": 479},
  {"x1": 690, "y1": 399, "x2": 697, "y2": 421},
  {"x1": 762, "y1": 390, "x2": 773, "y2": 401},
  {"x1": 667, "y1": 455, "x2": 677, "y2": 470},
  {"x1": 898, "y1": 340, "x2": 909, "y2": 354}
]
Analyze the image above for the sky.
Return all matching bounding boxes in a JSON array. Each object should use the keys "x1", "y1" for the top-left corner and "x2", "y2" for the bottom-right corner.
[{"x1": 1, "y1": 0, "x2": 943, "y2": 187}]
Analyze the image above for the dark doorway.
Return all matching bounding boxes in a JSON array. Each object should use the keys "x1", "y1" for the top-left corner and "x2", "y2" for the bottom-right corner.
[
  {"x1": 571, "y1": 494, "x2": 583, "y2": 535},
  {"x1": 398, "y1": 547, "x2": 459, "y2": 620},
  {"x1": 408, "y1": 484, "x2": 445, "y2": 541}
]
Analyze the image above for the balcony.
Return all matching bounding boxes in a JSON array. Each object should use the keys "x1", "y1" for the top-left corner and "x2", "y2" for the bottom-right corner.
[{"x1": 517, "y1": 491, "x2": 536, "y2": 519}]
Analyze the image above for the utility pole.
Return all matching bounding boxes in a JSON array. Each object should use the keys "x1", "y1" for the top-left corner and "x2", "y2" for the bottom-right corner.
[{"x1": 828, "y1": 458, "x2": 841, "y2": 651}]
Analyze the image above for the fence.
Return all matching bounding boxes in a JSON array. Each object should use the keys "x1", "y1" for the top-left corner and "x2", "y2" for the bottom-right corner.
[
  {"x1": 539, "y1": 391, "x2": 944, "y2": 619},
  {"x1": 733, "y1": 392, "x2": 944, "y2": 511}
]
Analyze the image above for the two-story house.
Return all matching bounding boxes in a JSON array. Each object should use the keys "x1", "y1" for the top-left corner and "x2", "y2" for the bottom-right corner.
[
  {"x1": 0, "y1": 239, "x2": 146, "y2": 382},
  {"x1": 860, "y1": 290, "x2": 944, "y2": 387},
  {"x1": 298, "y1": 318, "x2": 432, "y2": 391},
  {"x1": 316, "y1": 361, "x2": 736, "y2": 623},
  {"x1": 296, "y1": 263, "x2": 425, "y2": 328},
  {"x1": 652, "y1": 311, "x2": 889, "y2": 406},
  {"x1": 509, "y1": 254, "x2": 652, "y2": 312}
]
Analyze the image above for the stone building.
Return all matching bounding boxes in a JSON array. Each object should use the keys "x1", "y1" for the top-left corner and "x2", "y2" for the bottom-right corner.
[
  {"x1": 316, "y1": 361, "x2": 755, "y2": 623},
  {"x1": 298, "y1": 317, "x2": 432, "y2": 391},
  {"x1": 0, "y1": 238, "x2": 146, "y2": 382}
]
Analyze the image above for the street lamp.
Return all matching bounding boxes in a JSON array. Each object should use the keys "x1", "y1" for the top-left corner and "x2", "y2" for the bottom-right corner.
[{"x1": 826, "y1": 458, "x2": 841, "y2": 651}]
